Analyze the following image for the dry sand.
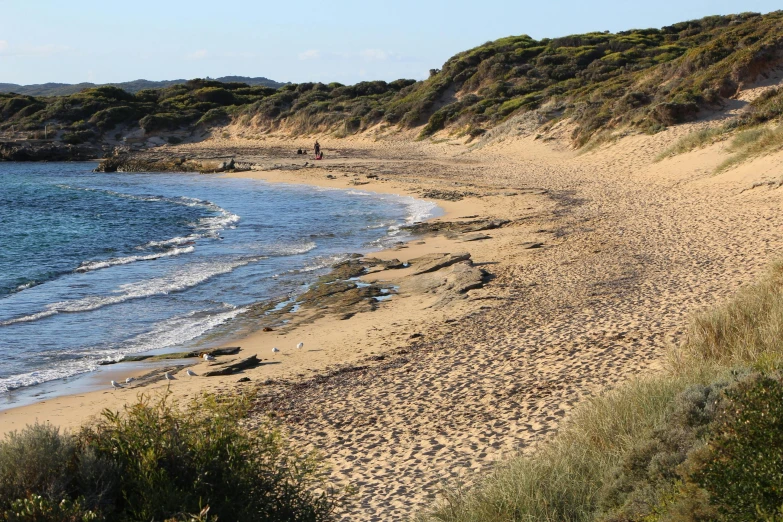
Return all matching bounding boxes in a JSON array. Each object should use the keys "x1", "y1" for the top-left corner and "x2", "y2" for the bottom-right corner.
[{"x1": 3, "y1": 123, "x2": 783, "y2": 521}]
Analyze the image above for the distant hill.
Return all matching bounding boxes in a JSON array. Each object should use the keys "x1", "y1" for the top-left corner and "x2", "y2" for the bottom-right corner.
[
  {"x1": 3, "y1": 11, "x2": 783, "y2": 150},
  {"x1": 0, "y1": 77, "x2": 287, "y2": 96}
]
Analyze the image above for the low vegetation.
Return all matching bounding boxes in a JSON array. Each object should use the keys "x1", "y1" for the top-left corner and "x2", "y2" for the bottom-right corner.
[
  {"x1": 716, "y1": 124, "x2": 783, "y2": 172},
  {"x1": 422, "y1": 262, "x2": 783, "y2": 522},
  {"x1": 0, "y1": 393, "x2": 339, "y2": 522},
  {"x1": 0, "y1": 77, "x2": 285, "y2": 97},
  {"x1": 654, "y1": 127, "x2": 728, "y2": 161},
  {"x1": 4, "y1": 12, "x2": 783, "y2": 148}
]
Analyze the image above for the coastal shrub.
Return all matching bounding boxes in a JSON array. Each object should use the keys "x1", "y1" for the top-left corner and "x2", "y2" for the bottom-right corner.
[
  {"x1": 196, "y1": 107, "x2": 230, "y2": 126},
  {"x1": 0, "y1": 394, "x2": 339, "y2": 522},
  {"x1": 689, "y1": 374, "x2": 783, "y2": 520},
  {"x1": 595, "y1": 380, "x2": 730, "y2": 521},
  {"x1": 0, "y1": 424, "x2": 79, "y2": 506},
  {"x1": 62, "y1": 130, "x2": 96, "y2": 144}
]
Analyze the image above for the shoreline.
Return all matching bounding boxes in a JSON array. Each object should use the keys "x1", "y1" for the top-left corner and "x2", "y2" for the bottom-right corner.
[
  {"x1": 5, "y1": 127, "x2": 780, "y2": 520},
  {"x1": 0, "y1": 155, "x2": 538, "y2": 435}
]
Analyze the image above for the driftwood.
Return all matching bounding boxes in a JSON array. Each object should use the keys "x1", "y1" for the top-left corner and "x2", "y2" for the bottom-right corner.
[{"x1": 203, "y1": 355, "x2": 261, "y2": 377}]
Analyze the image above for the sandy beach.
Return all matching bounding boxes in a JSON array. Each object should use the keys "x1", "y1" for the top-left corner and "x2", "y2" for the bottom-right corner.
[{"x1": 3, "y1": 119, "x2": 783, "y2": 520}]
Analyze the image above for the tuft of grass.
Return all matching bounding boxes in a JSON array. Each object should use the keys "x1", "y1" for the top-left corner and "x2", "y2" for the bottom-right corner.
[
  {"x1": 654, "y1": 126, "x2": 726, "y2": 161},
  {"x1": 673, "y1": 261, "x2": 783, "y2": 370},
  {"x1": 716, "y1": 125, "x2": 783, "y2": 172}
]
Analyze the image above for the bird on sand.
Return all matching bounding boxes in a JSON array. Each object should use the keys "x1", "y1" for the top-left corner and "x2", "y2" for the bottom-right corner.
[
  {"x1": 272, "y1": 347, "x2": 280, "y2": 353},
  {"x1": 203, "y1": 354, "x2": 216, "y2": 361},
  {"x1": 296, "y1": 342, "x2": 304, "y2": 349},
  {"x1": 125, "y1": 377, "x2": 134, "y2": 384},
  {"x1": 186, "y1": 369, "x2": 197, "y2": 377},
  {"x1": 111, "y1": 380, "x2": 123, "y2": 389},
  {"x1": 164, "y1": 372, "x2": 174, "y2": 380}
]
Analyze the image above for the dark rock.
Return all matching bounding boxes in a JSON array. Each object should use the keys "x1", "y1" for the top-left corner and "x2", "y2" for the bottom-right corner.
[
  {"x1": 521, "y1": 242, "x2": 544, "y2": 249},
  {"x1": 1, "y1": 141, "x2": 97, "y2": 162},
  {"x1": 404, "y1": 218, "x2": 509, "y2": 235},
  {"x1": 412, "y1": 252, "x2": 471, "y2": 275},
  {"x1": 203, "y1": 355, "x2": 261, "y2": 377},
  {"x1": 237, "y1": 377, "x2": 251, "y2": 382},
  {"x1": 362, "y1": 257, "x2": 405, "y2": 269},
  {"x1": 652, "y1": 102, "x2": 699, "y2": 125},
  {"x1": 463, "y1": 233, "x2": 492, "y2": 242}
]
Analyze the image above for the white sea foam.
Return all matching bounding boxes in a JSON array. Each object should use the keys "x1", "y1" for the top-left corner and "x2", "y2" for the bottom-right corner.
[
  {"x1": 268, "y1": 241, "x2": 317, "y2": 257},
  {"x1": 55, "y1": 185, "x2": 240, "y2": 270},
  {"x1": 0, "y1": 306, "x2": 248, "y2": 393},
  {"x1": 1, "y1": 257, "x2": 263, "y2": 326},
  {"x1": 76, "y1": 246, "x2": 195, "y2": 273},
  {"x1": 108, "y1": 306, "x2": 248, "y2": 361},
  {"x1": 138, "y1": 235, "x2": 201, "y2": 249},
  {"x1": 14, "y1": 281, "x2": 38, "y2": 292}
]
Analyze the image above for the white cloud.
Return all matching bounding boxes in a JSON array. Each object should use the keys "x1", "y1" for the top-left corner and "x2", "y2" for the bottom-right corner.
[
  {"x1": 187, "y1": 49, "x2": 208, "y2": 60},
  {"x1": 359, "y1": 49, "x2": 390, "y2": 61},
  {"x1": 298, "y1": 49, "x2": 321, "y2": 61}
]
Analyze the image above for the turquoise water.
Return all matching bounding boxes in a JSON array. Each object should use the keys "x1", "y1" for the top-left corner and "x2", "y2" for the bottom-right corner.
[{"x1": 0, "y1": 162, "x2": 438, "y2": 396}]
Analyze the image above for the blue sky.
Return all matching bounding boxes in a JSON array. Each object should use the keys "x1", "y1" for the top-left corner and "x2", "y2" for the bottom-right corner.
[{"x1": 0, "y1": 0, "x2": 780, "y2": 86}]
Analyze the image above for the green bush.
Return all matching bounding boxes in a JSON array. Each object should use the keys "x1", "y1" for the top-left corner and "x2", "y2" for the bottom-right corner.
[
  {"x1": 0, "y1": 393, "x2": 340, "y2": 522},
  {"x1": 62, "y1": 130, "x2": 96, "y2": 144},
  {"x1": 691, "y1": 375, "x2": 783, "y2": 520}
]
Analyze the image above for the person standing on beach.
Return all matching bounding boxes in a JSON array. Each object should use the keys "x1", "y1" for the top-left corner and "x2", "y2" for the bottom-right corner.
[{"x1": 314, "y1": 140, "x2": 321, "y2": 158}]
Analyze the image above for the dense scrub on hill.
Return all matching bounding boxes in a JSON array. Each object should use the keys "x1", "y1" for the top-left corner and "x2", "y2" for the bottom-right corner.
[
  {"x1": 2, "y1": 11, "x2": 783, "y2": 148},
  {"x1": 0, "y1": 77, "x2": 286, "y2": 97},
  {"x1": 0, "y1": 80, "x2": 278, "y2": 144}
]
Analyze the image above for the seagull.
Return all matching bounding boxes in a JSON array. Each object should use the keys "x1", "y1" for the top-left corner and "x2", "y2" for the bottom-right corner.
[
  {"x1": 164, "y1": 372, "x2": 174, "y2": 380},
  {"x1": 125, "y1": 377, "x2": 134, "y2": 384},
  {"x1": 296, "y1": 342, "x2": 304, "y2": 349},
  {"x1": 272, "y1": 347, "x2": 280, "y2": 353},
  {"x1": 111, "y1": 380, "x2": 123, "y2": 389},
  {"x1": 203, "y1": 354, "x2": 216, "y2": 361},
  {"x1": 186, "y1": 369, "x2": 197, "y2": 377}
]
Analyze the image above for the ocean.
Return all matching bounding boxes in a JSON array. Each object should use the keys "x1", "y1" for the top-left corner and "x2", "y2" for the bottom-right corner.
[{"x1": 0, "y1": 162, "x2": 438, "y2": 403}]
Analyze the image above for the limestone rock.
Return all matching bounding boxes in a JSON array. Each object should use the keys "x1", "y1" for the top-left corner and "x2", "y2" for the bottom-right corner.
[{"x1": 412, "y1": 252, "x2": 471, "y2": 275}]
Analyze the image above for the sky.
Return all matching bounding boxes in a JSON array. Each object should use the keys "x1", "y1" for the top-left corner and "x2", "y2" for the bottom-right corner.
[{"x1": 0, "y1": 0, "x2": 780, "y2": 86}]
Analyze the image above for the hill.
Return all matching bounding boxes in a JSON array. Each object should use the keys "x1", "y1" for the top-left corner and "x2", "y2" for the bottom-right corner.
[
  {"x1": 2, "y1": 11, "x2": 783, "y2": 152},
  {"x1": 0, "y1": 76, "x2": 286, "y2": 97}
]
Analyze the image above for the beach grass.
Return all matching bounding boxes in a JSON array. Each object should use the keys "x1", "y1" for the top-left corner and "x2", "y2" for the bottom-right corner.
[
  {"x1": 716, "y1": 125, "x2": 783, "y2": 172},
  {"x1": 654, "y1": 127, "x2": 727, "y2": 162},
  {"x1": 422, "y1": 260, "x2": 783, "y2": 522}
]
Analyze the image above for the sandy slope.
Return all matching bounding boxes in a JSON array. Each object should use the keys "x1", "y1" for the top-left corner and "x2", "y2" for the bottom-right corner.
[{"x1": 3, "y1": 124, "x2": 783, "y2": 521}]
